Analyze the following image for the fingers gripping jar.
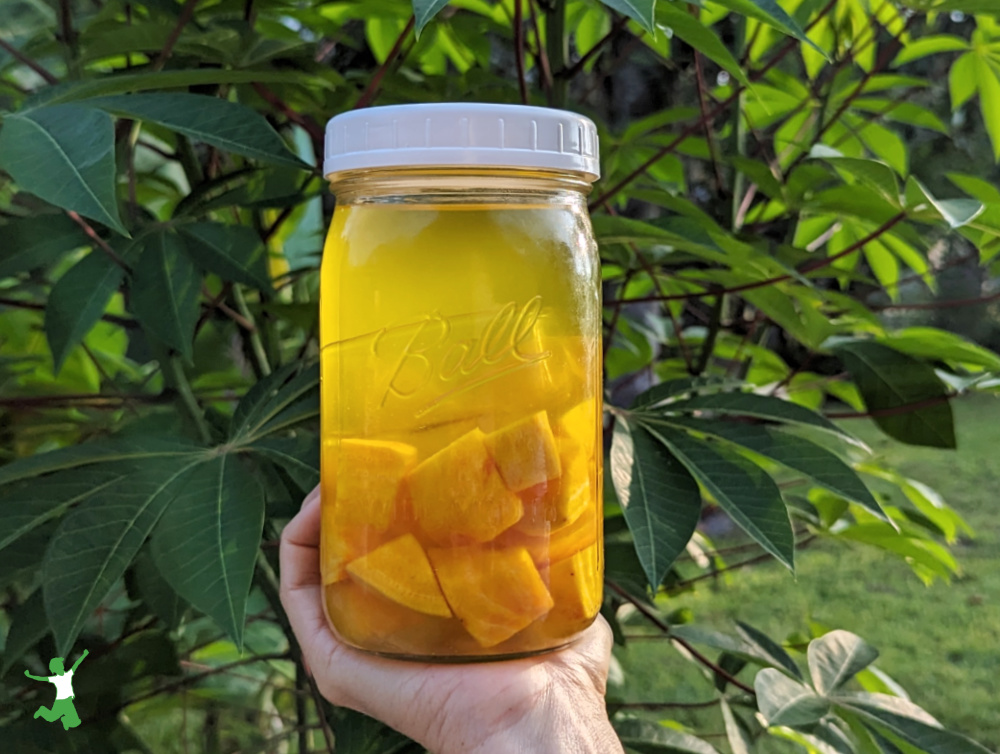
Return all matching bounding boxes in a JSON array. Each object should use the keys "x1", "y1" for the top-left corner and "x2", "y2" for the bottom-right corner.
[{"x1": 320, "y1": 103, "x2": 602, "y2": 661}]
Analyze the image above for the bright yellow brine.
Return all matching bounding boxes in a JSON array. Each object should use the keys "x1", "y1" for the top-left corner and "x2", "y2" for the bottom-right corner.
[{"x1": 320, "y1": 186, "x2": 602, "y2": 660}]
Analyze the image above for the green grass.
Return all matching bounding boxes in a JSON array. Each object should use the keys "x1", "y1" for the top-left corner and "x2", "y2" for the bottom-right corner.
[{"x1": 613, "y1": 394, "x2": 1000, "y2": 751}]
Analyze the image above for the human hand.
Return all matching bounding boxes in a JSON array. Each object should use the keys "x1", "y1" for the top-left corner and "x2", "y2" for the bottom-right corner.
[{"x1": 280, "y1": 485, "x2": 625, "y2": 754}]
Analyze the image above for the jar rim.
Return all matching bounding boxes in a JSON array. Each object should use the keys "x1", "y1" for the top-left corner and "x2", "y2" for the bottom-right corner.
[{"x1": 323, "y1": 103, "x2": 600, "y2": 182}]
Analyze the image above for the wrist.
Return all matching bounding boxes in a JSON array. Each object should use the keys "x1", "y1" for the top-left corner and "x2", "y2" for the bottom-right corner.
[{"x1": 462, "y1": 689, "x2": 623, "y2": 754}]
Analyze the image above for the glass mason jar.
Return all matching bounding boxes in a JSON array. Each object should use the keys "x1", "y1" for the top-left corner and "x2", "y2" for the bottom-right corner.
[{"x1": 319, "y1": 103, "x2": 603, "y2": 661}]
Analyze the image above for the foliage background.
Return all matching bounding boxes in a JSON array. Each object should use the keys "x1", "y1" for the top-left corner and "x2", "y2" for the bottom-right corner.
[{"x1": 1, "y1": 0, "x2": 999, "y2": 752}]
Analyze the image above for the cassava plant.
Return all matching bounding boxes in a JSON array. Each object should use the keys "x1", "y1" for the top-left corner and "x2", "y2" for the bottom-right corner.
[{"x1": 1, "y1": 0, "x2": 998, "y2": 751}]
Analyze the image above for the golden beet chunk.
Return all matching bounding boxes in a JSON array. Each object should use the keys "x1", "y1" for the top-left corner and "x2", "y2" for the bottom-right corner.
[
  {"x1": 547, "y1": 543, "x2": 602, "y2": 622},
  {"x1": 335, "y1": 439, "x2": 417, "y2": 531},
  {"x1": 430, "y1": 545, "x2": 554, "y2": 647},
  {"x1": 502, "y1": 502, "x2": 600, "y2": 567},
  {"x1": 518, "y1": 439, "x2": 592, "y2": 536},
  {"x1": 325, "y1": 581, "x2": 424, "y2": 645},
  {"x1": 321, "y1": 495, "x2": 381, "y2": 584},
  {"x1": 346, "y1": 534, "x2": 452, "y2": 617},
  {"x1": 554, "y1": 397, "x2": 599, "y2": 455},
  {"x1": 484, "y1": 412, "x2": 561, "y2": 493},
  {"x1": 410, "y1": 428, "x2": 523, "y2": 543}
]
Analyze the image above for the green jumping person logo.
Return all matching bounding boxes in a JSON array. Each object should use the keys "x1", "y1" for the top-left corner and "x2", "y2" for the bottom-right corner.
[{"x1": 24, "y1": 649, "x2": 89, "y2": 730}]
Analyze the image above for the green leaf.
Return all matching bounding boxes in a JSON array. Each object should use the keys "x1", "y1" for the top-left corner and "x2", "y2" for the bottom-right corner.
[
  {"x1": 87, "y1": 94, "x2": 309, "y2": 170},
  {"x1": 836, "y1": 523, "x2": 958, "y2": 581},
  {"x1": 630, "y1": 376, "x2": 736, "y2": 409},
  {"x1": 332, "y1": 707, "x2": 414, "y2": 754},
  {"x1": 230, "y1": 362, "x2": 320, "y2": 441},
  {"x1": 0, "y1": 467, "x2": 131, "y2": 553},
  {"x1": 130, "y1": 229, "x2": 201, "y2": 359},
  {"x1": 974, "y1": 55, "x2": 1000, "y2": 160},
  {"x1": 904, "y1": 177, "x2": 984, "y2": 228},
  {"x1": 736, "y1": 621, "x2": 802, "y2": 680},
  {"x1": 642, "y1": 423, "x2": 794, "y2": 569},
  {"x1": 808, "y1": 630, "x2": 879, "y2": 696},
  {"x1": 26, "y1": 70, "x2": 324, "y2": 109},
  {"x1": 413, "y1": 0, "x2": 452, "y2": 35},
  {"x1": 892, "y1": 34, "x2": 969, "y2": 66},
  {"x1": 615, "y1": 718, "x2": 721, "y2": 754},
  {"x1": 811, "y1": 150, "x2": 901, "y2": 206},
  {"x1": 150, "y1": 453, "x2": 265, "y2": 648},
  {"x1": 248, "y1": 435, "x2": 320, "y2": 493},
  {"x1": 711, "y1": 0, "x2": 822, "y2": 54},
  {"x1": 45, "y1": 250, "x2": 124, "y2": 373},
  {"x1": 755, "y1": 668, "x2": 830, "y2": 726},
  {"x1": 1, "y1": 589, "x2": 50, "y2": 675},
  {"x1": 878, "y1": 327, "x2": 1000, "y2": 370},
  {"x1": 610, "y1": 417, "x2": 702, "y2": 590},
  {"x1": 655, "y1": 2, "x2": 748, "y2": 84},
  {"x1": 0, "y1": 105, "x2": 127, "y2": 235},
  {"x1": 0, "y1": 436, "x2": 201, "y2": 487},
  {"x1": 851, "y1": 100, "x2": 949, "y2": 135},
  {"x1": 602, "y1": 0, "x2": 656, "y2": 34},
  {"x1": 0, "y1": 215, "x2": 89, "y2": 277},
  {"x1": 720, "y1": 700, "x2": 752, "y2": 754},
  {"x1": 178, "y1": 222, "x2": 271, "y2": 291},
  {"x1": 43, "y1": 458, "x2": 204, "y2": 654},
  {"x1": 833, "y1": 341, "x2": 956, "y2": 449},
  {"x1": 661, "y1": 417, "x2": 883, "y2": 517},
  {"x1": 831, "y1": 693, "x2": 993, "y2": 754},
  {"x1": 647, "y1": 391, "x2": 851, "y2": 437},
  {"x1": 949, "y1": 53, "x2": 977, "y2": 110}
]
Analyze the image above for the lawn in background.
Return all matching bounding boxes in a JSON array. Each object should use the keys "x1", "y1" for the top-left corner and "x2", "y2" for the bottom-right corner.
[{"x1": 613, "y1": 394, "x2": 1000, "y2": 750}]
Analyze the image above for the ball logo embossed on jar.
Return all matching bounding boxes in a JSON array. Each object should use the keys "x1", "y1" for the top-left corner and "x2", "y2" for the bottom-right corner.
[{"x1": 378, "y1": 296, "x2": 551, "y2": 417}]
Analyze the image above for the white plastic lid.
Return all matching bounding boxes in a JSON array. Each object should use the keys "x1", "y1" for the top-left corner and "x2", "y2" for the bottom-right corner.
[{"x1": 323, "y1": 103, "x2": 599, "y2": 181}]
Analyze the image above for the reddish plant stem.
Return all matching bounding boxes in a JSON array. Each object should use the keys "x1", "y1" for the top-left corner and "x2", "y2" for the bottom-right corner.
[
  {"x1": 355, "y1": 15, "x2": 415, "y2": 109},
  {"x1": 527, "y1": 0, "x2": 553, "y2": 97},
  {"x1": 0, "y1": 37, "x2": 58, "y2": 84},
  {"x1": 606, "y1": 580, "x2": 756, "y2": 694},
  {"x1": 252, "y1": 83, "x2": 325, "y2": 144},
  {"x1": 603, "y1": 269, "x2": 635, "y2": 361},
  {"x1": 561, "y1": 14, "x2": 630, "y2": 80},
  {"x1": 826, "y1": 395, "x2": 955, "y2": 420},
  {"x1": 608, "y1": 213, "x2": 907, "y2": 305},
  {"x1": 152, "y1": 0, "x2": 202, "y2": 70},
  {"x1": 66, "y1": 212, "x2": 130, "y2": 269},
  {"x1": 514, "y1": 0, "x2": 529, "y2": 104}
]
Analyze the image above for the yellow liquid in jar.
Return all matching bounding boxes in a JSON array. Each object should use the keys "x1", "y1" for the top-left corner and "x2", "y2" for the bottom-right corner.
[{"x1": 319, "y1": 199, "x2": 603, "y2": 660}]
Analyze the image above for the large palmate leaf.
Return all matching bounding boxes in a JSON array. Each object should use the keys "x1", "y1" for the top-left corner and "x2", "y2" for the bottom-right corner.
[
  {"x1": 44, "y1": 250, "x2": 125, "y2": 372},
  {"x1": 87, "y1": 94, "x2": 308, "y2": 170},
  {"x1": 0, "y1": 105, "x2": 127, "y2": 235},
  {"x1": 229, "y1": 362, "x2": 320, "y2": 441},
  {"x1": 43, "y1": 457, "x2": 206, "y2": 654},
  {"x1": 809, "y1": 630, "x2": 880, "y2": 695},
  {"x1": 647, "y1": 391, "x2": 851, "y2": 437},
  {"x1": 0, "y1": 436, "x2": 201, "y2": 487},
  {"x1": 755, "y1": 669, "x2": 830, "y2": 726},
  {"x1": 643, "y1": 422, "x2": 795, "y2": 568},
  {"x1": 150, "y1": 453, "x2": 265, "y2": 648},
  {"x1": 130, "y1": 229, "x2": 201, "y2": 359},
  {"x1": 833, "y1": 341, "x2": 956, "y2": 448},
  {"x1": 610, "y1": 417, "x2": 702, "y2": 590},
  {"x1": 0, "y1": 466, "x2": 131, "y2": 552},
  {"x1": 659, "y1": 417, "x2": 884, "y2": 518}
]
